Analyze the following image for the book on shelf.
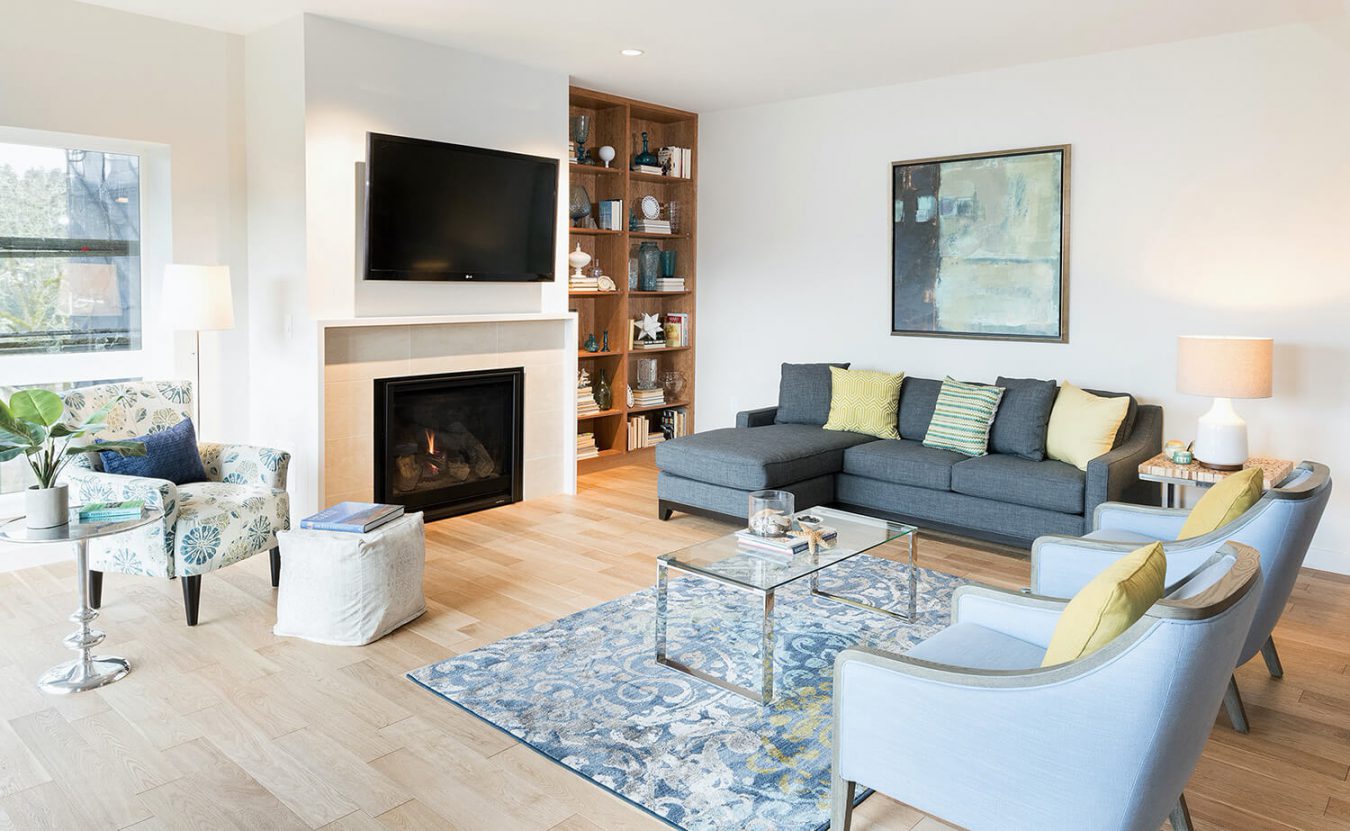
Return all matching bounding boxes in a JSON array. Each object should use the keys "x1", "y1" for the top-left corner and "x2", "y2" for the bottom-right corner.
[
  {"x1": 626, "y1": 415, "x2": 667, "y2": 449},
  {"x1": 77, "y1": 500, "x2": 145, "y2": 522},
  {"x1": 576, "y1": 431, "x2": 600, "y2": 460},
  {"x1": 301, "y1": 502, "x2": 404, "y2": 533},
  {"x1": 632, "y1": 164, "x2": 664, "y2": 175},
  {"x1": 597, "y1": 199, "x2": 624, "y2": 231},
  {"x1": 655, "y1": 278, "x2": 686, "y2": 291},
  {"x1": 657, "y1": 147, "x2": 694, "y2": 179},
  {"x1": 632, "y1": 220, "x2": 672, "y2": 234},
  {"x1": 660, "y1": 407, "x2": 688, "y2": 439},
  {"x1": 632, "y1": 388, "x2": 666, "y2": 408}
]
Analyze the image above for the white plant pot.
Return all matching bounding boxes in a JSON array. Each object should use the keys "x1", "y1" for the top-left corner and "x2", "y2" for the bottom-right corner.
[{"x1": 26, "y1": 484, "x2": 70, "y2": 529}]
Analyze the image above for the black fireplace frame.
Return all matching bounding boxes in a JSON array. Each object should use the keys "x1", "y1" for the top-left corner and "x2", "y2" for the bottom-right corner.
[{"x1": 373, "y1": 368, "x2": 525, "y2": 521}]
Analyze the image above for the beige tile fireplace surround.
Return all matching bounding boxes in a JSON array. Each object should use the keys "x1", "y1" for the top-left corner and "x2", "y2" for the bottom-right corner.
[{"x1": 321, "y1": 314, "x2": 576, "y2": 508}]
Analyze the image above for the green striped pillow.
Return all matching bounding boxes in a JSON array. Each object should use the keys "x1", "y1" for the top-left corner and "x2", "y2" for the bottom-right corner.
[{"x1": 923, "y1": 377, "x2": 1006, "y2": 457}]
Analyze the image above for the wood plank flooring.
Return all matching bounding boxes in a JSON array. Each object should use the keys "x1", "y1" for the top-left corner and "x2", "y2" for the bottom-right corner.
[{"x1": 0, "y1": 462, "x2": 1347, "y2": 830}]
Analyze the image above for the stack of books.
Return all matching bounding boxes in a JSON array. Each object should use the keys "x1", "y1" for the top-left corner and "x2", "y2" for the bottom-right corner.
[
  {"x1": 569, "y1": 272, "x2": 600, "y2": 292},
  {"x1": 655, "y1": 277, "x2": 686, "y2": 292},
  {"x1": 663, "y1": 312, "x2": 689, "y2": 347},
  {"x1": 735, "y1": 525, "x2": 838, "y2": 560},
  {"x1": 577, "y1": 386, "x2": 600, "y2": 416},
  {"x1": 78, "y1": 500, "x2": 145, "y2": 522},
  {"x1": 301, "y1": 502, "x2": 404, "y2": 533},
  {"x1": 658, "y1": 147, "x2": 693, "y2": 178},
  {"x1": 576, "y1": 432, "x2": 599, "y2": 460},
  {"x1": 632, "y1": 219, "x2": 672, "y2": 234},
  {"x1": 660, "y1": 407, "x2": 688, "y2": 439},
  {"x1": 627, "y1": 416, "x2": 668, "y2": 449},
  {"x1": 632, "y1": 163, "x2": 664, "y2": 176},
  {"x1": 597, "y1": 199, "x2": 623, "y2": 231},
  {"x1": 632, "y1": 387, "x2": 666, "y2": 408}
]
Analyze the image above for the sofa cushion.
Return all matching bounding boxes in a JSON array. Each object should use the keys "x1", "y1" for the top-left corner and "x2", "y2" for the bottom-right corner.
[
  {"x1": 774, "y1": 362, "x2": 849, "y2": 425},
  {"x1": 842, "y1": 439, "x2": 967, "y2": 490},
  {"x1": 990, "y1": 377, "x2": 1058, "y2": 461},
  {"x1": 1083, "y1": 387, "x2": 1138, "y2": 449},
  {"x1": 1042, "y1": 542, "x2": 1166, "y2": 666},
  {"x1": 898, "y1": 376, "x2": 942, "y2": 441},
  {"x1": 99, "y1": 417, "x2": 207, "y2": 485},
  {"x1": 653, "y1": 424, "x2": 873, "y2": 490},
  {"x1": 923, "y1": 377, "x2": 1005, "y2": 457},
  {"x1": 951, "y1": 453, "x2": 1086, "y2": 514}
]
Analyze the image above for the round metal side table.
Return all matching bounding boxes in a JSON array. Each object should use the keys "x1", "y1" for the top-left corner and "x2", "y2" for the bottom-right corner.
[{"x1": 0, "y1": 509, "x2": 156, "y2": 695}]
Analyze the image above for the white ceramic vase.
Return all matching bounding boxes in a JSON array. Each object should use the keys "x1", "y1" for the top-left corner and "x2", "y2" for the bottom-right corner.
[{"x1": 26, "y1": 483, "x2": 70, "y2": 529}]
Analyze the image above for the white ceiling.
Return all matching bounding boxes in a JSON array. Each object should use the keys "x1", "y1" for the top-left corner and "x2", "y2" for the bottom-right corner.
[{"x1": 79, "y1": 0, "x2": 1340, "y2": 111}]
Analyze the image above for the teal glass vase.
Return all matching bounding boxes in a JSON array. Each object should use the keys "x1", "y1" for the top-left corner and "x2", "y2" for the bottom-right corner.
[{"x1": 633, "y1": 131, "x2": 658, "y2": 167}]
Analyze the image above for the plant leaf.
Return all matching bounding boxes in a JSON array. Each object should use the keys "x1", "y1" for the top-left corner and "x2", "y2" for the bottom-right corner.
[
  {"x1": 49, "y1": 424, "x2": 78, "y2": 438},
  {"x1": 9, "y1": 390, "x2": 64, "y2": 427},
  {"x1": 0, "y1": 447, "x2": 24, "y2": 463}
]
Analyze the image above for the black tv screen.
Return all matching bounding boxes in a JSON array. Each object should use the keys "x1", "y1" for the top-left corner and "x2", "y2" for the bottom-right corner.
[{"x1": 364, "y1": 133, "x2": 558, "y2": 282}]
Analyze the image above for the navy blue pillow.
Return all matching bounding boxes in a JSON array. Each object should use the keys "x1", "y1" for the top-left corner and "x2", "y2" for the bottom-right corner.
[{"x1": 99, "y1": 417, "x2": 207, "y2": 485}]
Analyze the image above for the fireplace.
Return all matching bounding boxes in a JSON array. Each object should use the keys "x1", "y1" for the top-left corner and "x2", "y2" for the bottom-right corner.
[{"x1": 374, "y1": 369, "x2": 524, "y2": 521}]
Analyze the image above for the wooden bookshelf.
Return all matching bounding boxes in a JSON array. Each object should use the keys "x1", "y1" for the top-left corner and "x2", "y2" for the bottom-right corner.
[{"x1": 569, "y1": 86, "x2": 697, "y2": 473}]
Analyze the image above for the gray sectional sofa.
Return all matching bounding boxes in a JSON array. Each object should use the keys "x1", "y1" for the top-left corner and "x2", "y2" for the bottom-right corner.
[{"x1": 655, "y1": 368, "x2": 1162, "y2": 548}]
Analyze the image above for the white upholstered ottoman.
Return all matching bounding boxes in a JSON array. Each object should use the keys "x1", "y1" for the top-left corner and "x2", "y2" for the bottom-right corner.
[{"x1": 274, "y1": 512, "x2": 426, "y2": 645}]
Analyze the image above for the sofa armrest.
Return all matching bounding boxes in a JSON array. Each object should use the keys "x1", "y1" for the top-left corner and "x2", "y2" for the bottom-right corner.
[
  {"x1": 199, "y1": 442, "x2": 291, "y2": 490},
  {"x1": 736, "y1": 406, "x2": 778, "y2": 428},
  {"x1": 952, "y1": 584, "x2": 1067, "y2": 649},
  {"x1": 1084, "y1": 404, "x2": 1161, "y2": 518},
  {"x1": 1030, "y1": 533, "x2": 1221, "y2": 598}
]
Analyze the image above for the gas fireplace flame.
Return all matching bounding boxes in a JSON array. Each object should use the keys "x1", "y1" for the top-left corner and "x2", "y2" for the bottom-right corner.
[{"x1": 424, "y1": 428, "x2": 436, "y2": 454}]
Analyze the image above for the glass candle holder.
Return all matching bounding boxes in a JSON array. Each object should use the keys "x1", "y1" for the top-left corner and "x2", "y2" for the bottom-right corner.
[{"x1": 748, "y1": 490, "x2": 794, "y2": 537}]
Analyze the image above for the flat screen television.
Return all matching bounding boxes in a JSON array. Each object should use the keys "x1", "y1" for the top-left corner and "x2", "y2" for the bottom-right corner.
[{"x1": 364, "y1": 132, "x2": 558, "y2": 282}]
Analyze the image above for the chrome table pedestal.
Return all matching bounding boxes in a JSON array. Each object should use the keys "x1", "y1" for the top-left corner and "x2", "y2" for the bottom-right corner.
[
  {"x1": 1, "y1": 509, "x2": 155, "y2": 695},
  {"x1": 38, "y1": 535, "x2": 130, "y2": 694}
]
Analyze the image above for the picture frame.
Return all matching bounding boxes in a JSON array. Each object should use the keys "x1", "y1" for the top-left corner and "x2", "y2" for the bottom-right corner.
[{"x1": 891, "y1": 145, "x2": 1070, "y2": 343}]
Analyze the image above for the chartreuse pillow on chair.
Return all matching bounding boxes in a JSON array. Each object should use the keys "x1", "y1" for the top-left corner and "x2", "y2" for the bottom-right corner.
[
  {"x1": 1042, "y1": 542, "x2": 1166, "y2": 666},
  {"x1": 1177, "y1": 466, "x2": 1264, "y2": 539},
  {"x1": 822, "y1": 367, "x2": 904, "y2": 439}
]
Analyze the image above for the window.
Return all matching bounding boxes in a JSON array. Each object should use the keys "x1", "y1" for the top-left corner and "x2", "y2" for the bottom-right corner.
[{"x1": 0, "y1": 141, "x2": 142, "y2": 355}]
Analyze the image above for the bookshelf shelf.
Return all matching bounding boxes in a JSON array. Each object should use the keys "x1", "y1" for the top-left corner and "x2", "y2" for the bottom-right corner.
[
  {"x1": 571, "y1": 85, "x2": 697, "y2": 472},
  {"x1": 628, "y1": 399, "x2": 690, "y2": 415}
]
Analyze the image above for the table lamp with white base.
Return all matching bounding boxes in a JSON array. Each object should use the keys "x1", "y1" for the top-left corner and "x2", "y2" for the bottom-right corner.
[
  {"x1": 161, "y1": 264, "x2": 234, "y2": 432},
  {"x1": 1176, "y1": 335, "x2": 1273, "y2": 470}
]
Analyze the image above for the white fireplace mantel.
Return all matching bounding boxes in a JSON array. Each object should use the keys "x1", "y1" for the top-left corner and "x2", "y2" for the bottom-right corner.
[{"x1": 319, "y1": 312, "x2": 575, "y2": 331}]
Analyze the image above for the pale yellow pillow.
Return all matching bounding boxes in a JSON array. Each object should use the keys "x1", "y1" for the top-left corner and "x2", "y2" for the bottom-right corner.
[
  {"x1": 1046, "y1": 383, "x2": 1130, "y2": 471},
  {"x1": 1042, "y1": 542, "x2": 1166, "y2": 666},
  {"x1": 822, "y1": 368, "x2": 905, "y2": 439},
  {"x1": 1177, "y1": 467, "x2": 1263, "y2": 539}
]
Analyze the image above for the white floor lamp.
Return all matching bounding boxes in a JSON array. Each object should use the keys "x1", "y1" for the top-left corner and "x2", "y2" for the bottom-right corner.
[{"x1": 162, "y1": 265, "x2": 235, "y2": 433}]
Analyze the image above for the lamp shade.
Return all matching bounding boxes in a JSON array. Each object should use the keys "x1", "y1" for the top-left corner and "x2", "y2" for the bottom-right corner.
[
  {"x1": 1176, "y1": 336, "x2": 1273, "y2": 399},
  {"x1": 162, "y1": 264, "x2": 234, "y2": 331}
]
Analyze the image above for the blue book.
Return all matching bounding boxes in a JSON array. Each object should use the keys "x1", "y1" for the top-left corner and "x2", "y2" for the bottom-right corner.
[{"x1": 300, "y1": 502, "x2": 404, "y2": 533}]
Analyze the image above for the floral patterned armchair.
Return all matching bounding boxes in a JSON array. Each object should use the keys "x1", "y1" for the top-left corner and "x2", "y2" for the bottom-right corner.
[{"x1": 60, "y1": 381, "x2": 291, "y2": 625}]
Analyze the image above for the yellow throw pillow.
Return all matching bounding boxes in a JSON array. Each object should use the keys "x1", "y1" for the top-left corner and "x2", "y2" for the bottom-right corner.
[
  {"x1": 1177, "y1": 467, "x2": 1263, "y2": 539},
  {"x1": 1042, "y1": 542, "x2": 1167, "y2": 666},
  {"x1": 1045, "y1": 383, "x2": 1130, "y2": 471},
  {"x1": 822, "y1": 367, "x2": 905, "y2": 439}
]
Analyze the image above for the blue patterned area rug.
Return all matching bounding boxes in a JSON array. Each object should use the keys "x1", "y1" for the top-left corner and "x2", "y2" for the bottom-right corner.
[{"x1": 408, "y1": 554, "x2": 965, "y2": 831}]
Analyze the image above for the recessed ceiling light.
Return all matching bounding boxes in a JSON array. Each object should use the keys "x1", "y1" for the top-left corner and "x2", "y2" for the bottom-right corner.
[{"x1": 621, "y1": 48, "x2": 644, "y2": 57}]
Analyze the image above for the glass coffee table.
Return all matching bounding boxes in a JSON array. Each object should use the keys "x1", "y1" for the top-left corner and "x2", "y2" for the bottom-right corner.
[{"x1": 655, "y1": 506, "x2": 916, "y2": 703}]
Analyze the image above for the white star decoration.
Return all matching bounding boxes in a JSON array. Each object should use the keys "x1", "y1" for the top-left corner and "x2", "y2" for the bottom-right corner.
[{"x1": 637, "y1": 313, "x2": 662, "y2": 341}]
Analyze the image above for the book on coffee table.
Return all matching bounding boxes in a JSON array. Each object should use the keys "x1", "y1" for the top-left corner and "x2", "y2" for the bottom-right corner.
[{"x1": 734, "y1": 527, "x2": 837, "y2": 556}]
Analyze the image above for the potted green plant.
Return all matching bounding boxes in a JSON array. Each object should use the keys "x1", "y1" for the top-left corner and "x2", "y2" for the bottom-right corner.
[{"x1": 0, "y1": 390, "x2": 145, "y2": 529}]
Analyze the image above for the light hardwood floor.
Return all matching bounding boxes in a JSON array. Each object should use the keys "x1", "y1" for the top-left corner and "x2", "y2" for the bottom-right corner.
[{"x1": 0, "y1": 462, "x2": 1347, "y2": 830}]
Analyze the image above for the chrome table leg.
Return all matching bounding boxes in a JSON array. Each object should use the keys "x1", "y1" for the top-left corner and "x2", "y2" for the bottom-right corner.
[{"x1": 38, "y1": 538, "x2": 130, "y2": 695}]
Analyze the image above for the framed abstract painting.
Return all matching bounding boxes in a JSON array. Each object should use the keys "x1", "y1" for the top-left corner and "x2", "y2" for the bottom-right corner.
[{"x1": 891, "y1": 145, "x2": 1070, "y2": 342}]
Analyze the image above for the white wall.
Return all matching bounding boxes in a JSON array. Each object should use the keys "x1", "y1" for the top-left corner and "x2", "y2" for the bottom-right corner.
[
  {"x1": 242, "y1": 15, "x2": 575, "y2": 517},
  {"x1": 0, "y1": 0, "x2": 249, "y2": 442},
  {"x1": 301, "y1": 15, "x2": 570, "y2": 320},
  {"x1": 697, "y1": 23, "x2": 1350, "y2": 572}
]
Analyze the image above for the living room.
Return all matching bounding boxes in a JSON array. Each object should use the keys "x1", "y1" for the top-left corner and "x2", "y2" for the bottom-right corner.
[{"x1": 0, "y1": 0, "x2": 1347, "y2": 829}]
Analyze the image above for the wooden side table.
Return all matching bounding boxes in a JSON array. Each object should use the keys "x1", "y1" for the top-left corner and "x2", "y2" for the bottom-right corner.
[{"x1": 1138, "y1": 454, "x2": 1295, "y2": 508}]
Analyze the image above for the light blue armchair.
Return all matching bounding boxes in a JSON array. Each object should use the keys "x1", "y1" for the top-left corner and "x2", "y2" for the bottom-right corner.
[
  {"x1": 830, "y1": 543, "x2": 1262, "y2": 831},
  {"x1": 1030, "y1": 461, "x2": 1331, "y2": 732},
  {"x1": 58, "y1": 381, "x2": 292, "y2": 626}
]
